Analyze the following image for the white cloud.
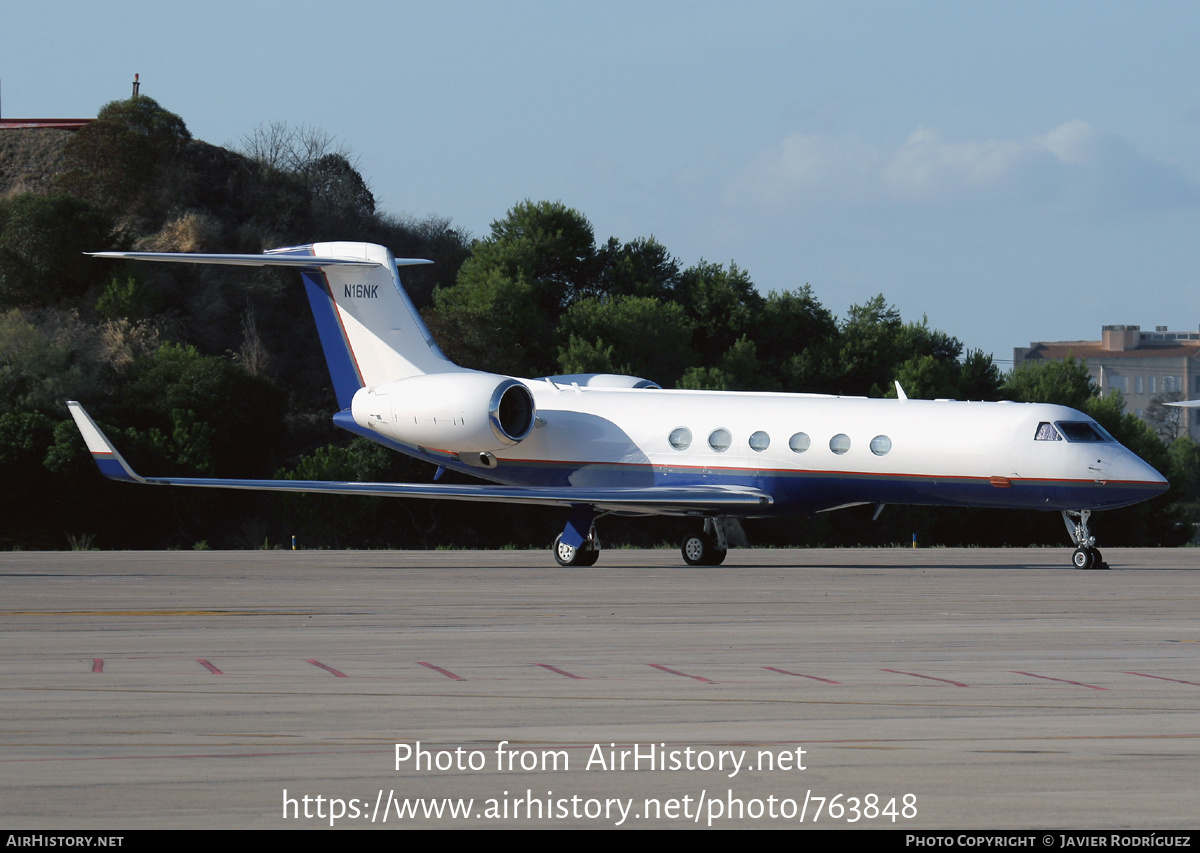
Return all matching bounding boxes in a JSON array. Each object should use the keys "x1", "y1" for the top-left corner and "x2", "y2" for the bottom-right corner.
[
  {"x1": 729, "y1": 122, "x2": 1200, "y2": 212},
  {"x1": 731, "y1": 132, "x2": 881, "y2": 206}
]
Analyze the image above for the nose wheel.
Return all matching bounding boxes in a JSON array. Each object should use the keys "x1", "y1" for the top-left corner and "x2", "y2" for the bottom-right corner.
[
  {"x1": 1064, "y1": 510, "x2": 1109, "y2": 570},
  {"x1": 1071, "y1": 546, "x2": 1105, "y2": 570}
]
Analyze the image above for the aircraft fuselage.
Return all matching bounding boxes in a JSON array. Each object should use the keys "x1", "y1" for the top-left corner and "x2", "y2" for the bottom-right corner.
[{"x1": 346, "y1": 382, "x2": 1165, "y2": 517}]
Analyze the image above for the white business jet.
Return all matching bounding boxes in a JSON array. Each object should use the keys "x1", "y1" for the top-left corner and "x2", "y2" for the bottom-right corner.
[{"x1": 68, "y1": 242, "x2": 1168, "y2": 569}]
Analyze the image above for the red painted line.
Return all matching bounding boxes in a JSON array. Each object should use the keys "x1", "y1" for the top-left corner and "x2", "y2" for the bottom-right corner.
[
  {"x1": 649, "y1": 663, "x2": 713, "y2": 683},
  {"x1": 418, "y1": 661, "x2": 464, "y2": 681},
  {"x1": 763, "y1": 666, "x2": 840, "y2": 684},
  {"x1": 534, "y1": 663, "x2": 585, "y2": 679},
  {"x1": 882, "y1": 668, "x2": 969, "y2": 687},
  {"x1": 197, "y1": 659, "x2": 223, "y2": 675},
  {"x1": 1124, "y1": 671, "x2": 1200, "y2": 687},
  {"x1": 1011, "y1": 671, "x2": 1107, "y2": 690},
  {"x1": 91, "y1": 658, "x2": 103, "y2": 673},
  {"x1": 306, "y1": 659, "x2": 348, "y2": 677}
]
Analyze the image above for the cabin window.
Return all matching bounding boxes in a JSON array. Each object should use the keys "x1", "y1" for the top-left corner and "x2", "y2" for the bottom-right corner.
[
  {"x1": 1034, "y1": 422, "x2": 1061, "y2": 441},
  {"x1": 1055, "y1": 421, "x2": 1109, "y2": 442},
  {"x1": 829, "y1": 433, "x2": 851, "y2": 455},
  {"x1": 708, "y1": 428, "x2": 732, "y2": 452},
  {"x1": 789, "y1": 432, "x2": 811, "y2": 453},
  {"x1": 669, "y1": 427, "x2": 692, "y2": 450},
  {"x1": 749, "y1": 431, "x2": 770, "y2": 452},
  {"x1": 870, "y1": 435, "x2": 892, "y2": 456}
]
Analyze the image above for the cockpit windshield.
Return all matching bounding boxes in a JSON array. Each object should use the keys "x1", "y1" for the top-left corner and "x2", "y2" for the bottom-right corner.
[
  {"x1": 1055, "y1": 421, "x2": 1111, "y2": 442},
  {"x1": 1034, "y1": 421, "x2": 1114, "y2": 442},
  {"x1": 1034, "y1": 422, "x2": 1061, "y2": 441}
]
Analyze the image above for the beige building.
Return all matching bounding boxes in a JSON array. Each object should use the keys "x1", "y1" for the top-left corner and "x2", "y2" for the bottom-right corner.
[{"x1": 1014, "y1": 325, "x2": 1200, "y2": 442}]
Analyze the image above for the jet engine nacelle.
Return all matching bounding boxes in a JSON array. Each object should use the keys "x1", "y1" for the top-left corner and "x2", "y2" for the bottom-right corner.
[{"x1": 351, "y1": 372, "x2": 536, "y2": 452}]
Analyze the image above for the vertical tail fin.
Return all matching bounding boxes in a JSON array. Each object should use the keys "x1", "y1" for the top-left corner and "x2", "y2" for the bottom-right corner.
[
  {"x1": 90, "y1": 242, "x2": 462, "y2": 410},
  {"x1": 268, "y1": 242, "x2": 463, "y2": 407}
]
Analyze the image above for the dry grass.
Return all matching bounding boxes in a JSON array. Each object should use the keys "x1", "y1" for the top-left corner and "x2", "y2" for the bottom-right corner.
[{"x1": 137, "y1": 210, "x2": 223, "y2": 252}]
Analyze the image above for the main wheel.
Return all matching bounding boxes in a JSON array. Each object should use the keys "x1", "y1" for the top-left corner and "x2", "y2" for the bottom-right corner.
[
  {"x1": 554, "y1": 534, "x2": 598, "y2": 567},
  {"x1": 682, "y1": 533, "x2": 727, "y2": 566},
  {"x1": 554, "y1": 534, "x2": 580, "y2": 567},
  {"x1": 682, "y1": 533, "x2": 710, "y2": 565},
  {"x1": 1072, "y1": 547, "x2": 1094, "y2": 570}
]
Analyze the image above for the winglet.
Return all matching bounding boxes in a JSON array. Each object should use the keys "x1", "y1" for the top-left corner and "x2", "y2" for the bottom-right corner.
[{"x1": 66, "y1": 402, "x2": 147, "y2": 484}]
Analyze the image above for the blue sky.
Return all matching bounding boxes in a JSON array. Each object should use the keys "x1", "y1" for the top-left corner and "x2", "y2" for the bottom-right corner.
[{"x1": 4, "y1": 1, "x2": 1199, "y2": 365}]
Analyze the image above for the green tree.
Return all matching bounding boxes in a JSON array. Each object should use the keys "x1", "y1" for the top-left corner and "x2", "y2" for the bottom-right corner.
[
  {"x1": 58, "y1": 97, "x2": 191, "y2": 213},
  {"x1": 433, "y1": 200, "x2": 600, "y2": 375},
  {"x1": 956, "y1": 349, "x2": 1005, "y2": 401},
  {"x1": 596, "y1": 236, "x2": 680, "y2": 301},
  {"x1": 754, "y1": 286, "x2": 838, "y2": 392},
  {"x1": 0, "y1": 310, "x2": 101, "y2": 415},
  {"x1": 556, "y1": 295, "x2": 693, "y2": 384},
  {"x1": 0, "y1": 194, "x2": 114, "y2": 308},
  {"x1": 674, "y1": 260, "x2": 763, "y2": 365},
  {"x1": 118, "y1": 343, "x2": 285, "y2": 477},
  {"x1": 307, "y1": 153, "x2": 376, "y2": 233},
  {"x1": 1003, "y1": 355, "x2": 1095, "y2": 408},
  {"x1": 678, "y1": 337, "x2": 779, "y2": 392}
]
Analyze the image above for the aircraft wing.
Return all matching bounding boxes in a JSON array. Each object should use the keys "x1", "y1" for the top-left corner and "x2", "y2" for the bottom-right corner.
[{"x1": 67, "y1": 403, "x2": 772, "y2": 516}]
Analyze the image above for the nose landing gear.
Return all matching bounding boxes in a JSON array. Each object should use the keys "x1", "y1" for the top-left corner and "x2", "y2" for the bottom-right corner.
[{"x1": 1063, "y1": 509, "x2": 1108, "y2": 570}]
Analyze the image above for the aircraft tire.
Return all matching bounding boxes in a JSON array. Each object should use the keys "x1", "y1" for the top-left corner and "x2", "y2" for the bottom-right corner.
[
  {"x1": 705, "y1": 547, "x2": 728, "y2": 566},
  {"x1": 553, "y1": 534, "x2": 597, "y2": 567},
  {"x1": 1072, "y1": 547, "x2": 1094, "y2": 570},
  {"x1": 682, "y1": 533, "x2": 723, "y2": 566}
]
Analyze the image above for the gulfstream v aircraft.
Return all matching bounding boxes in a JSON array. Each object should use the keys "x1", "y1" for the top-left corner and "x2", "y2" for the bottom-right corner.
[{"x1": 69, "y1": 242, "x2": 1168, "y2": 568}]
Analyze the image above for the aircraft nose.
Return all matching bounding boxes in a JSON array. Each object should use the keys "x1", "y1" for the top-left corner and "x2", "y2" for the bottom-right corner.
[{"x1": 1112, "y1": 448, "x2": 1169, "y2": 497}]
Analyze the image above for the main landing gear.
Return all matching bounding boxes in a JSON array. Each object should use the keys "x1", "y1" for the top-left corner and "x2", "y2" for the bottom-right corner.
[
  {"x1": 551, "y1": 510, "x2": 747, "y2": 568},
  {"x1": 1063, "y1": 509, "x2": 1108, "y2": 570},
  {"x1": 553, "y1": 505, "x2": 602, "y2": 567},
  {"x1": 553, "y1": 532, "x2": 600, "y2": 567},
  {"x1": 681, "y1": 516, "x2": 742, "y2": 566}
]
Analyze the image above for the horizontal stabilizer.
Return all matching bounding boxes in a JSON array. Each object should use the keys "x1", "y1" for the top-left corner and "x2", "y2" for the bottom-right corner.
[{"x1": 88, "y1": 251, "x2": 432, "y2": 269}]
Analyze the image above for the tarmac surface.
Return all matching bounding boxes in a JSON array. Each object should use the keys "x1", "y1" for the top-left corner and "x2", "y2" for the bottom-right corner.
[{"x1": 1, "y1": 547, "x2": 1198, "y2": 830}]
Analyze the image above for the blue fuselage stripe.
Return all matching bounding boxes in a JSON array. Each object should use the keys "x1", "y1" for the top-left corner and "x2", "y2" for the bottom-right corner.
[{"x1": 488, "y1": 460, "x2": 1160, "y2": 513}]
